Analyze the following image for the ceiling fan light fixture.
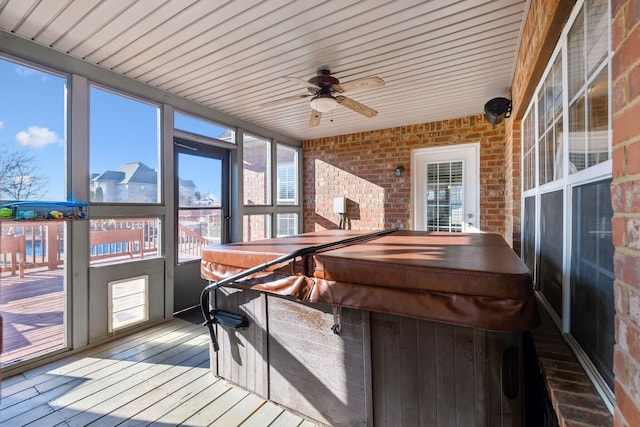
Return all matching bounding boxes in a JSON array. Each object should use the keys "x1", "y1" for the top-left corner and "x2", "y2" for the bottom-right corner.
[{"x1": 310, "y1": 95, "x2": 339, "y2": 112}]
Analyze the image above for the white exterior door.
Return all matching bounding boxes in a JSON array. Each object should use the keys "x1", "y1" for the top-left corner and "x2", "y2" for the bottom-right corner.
[{"x1": 412, "y1": 143, "x2": 479, "y2": 232}]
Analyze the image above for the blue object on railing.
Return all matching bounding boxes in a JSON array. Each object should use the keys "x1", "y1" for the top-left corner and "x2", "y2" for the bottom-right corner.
[{"x1": 0, "y1": 201, "x2": 89, "y2": 221}]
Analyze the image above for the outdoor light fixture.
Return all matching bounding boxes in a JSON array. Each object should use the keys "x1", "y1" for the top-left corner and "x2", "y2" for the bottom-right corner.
[
  {"x1": 484, "y1": 97, "x2": 512, "y2": 125},
  {"x1": 310, "y1": 94, "x2": 339, "y2": 112},
  {"x1": 394, "y1": 165, "x2": 404, "y2": 177}
]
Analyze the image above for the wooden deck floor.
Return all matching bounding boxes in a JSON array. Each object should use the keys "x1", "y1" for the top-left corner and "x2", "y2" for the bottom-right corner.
[
  {"x1": 0, "y1": 314, "x2": 320, "y2": 426},
  {"x1": 1, "y1": 267, "x2": 65, "y2": 366}
]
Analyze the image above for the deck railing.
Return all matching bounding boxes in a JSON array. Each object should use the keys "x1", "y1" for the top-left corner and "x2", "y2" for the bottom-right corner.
[{"x1": 0, "y1": 219, "x2": 210, "y2": 274}]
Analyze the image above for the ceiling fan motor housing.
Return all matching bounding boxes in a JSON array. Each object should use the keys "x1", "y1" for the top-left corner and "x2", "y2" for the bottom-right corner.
[{"x1": 308, "y1": 69, "x2": 339, "y2": 95}]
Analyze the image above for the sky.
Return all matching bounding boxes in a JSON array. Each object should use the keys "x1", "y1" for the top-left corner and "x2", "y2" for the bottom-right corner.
[{"x1": 0, "y1": 57, "x2": 225, "y2": 203}]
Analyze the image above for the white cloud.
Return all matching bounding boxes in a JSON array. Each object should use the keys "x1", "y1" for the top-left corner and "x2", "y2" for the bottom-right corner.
[
  {"x1": 0, "y1": 121, "x2": 4, "y2": 129},
  {"x1": 15, "y1": 126, "x2": 61, "y2": 148},
  {"x1": 15, "y1": 65, "x2": 47, "y2": 80}
]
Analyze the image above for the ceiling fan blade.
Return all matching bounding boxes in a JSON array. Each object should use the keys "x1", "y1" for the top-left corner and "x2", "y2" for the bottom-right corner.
[
  {"x1": 260, "y1": 93, "x2": 312, "y2": 106},
  {"x1": 309, "y1": 109, "x2": 322, "y2": 127},
  {"x1": 333, "y1": 77, "x2": 384, "y2": 93},
  {"x1": 335, "y1": 96, "x2": 378, "y2": 118},
  {"x1": 284, "y1": 76, "x2": 321, "y2": 90}
]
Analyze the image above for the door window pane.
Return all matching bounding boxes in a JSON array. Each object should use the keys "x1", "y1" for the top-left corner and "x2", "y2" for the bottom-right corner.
[
  {"x1": 177, "y1": 151, "x2": 224, "y2": 263},
  {"x1": 243, "y1": 135, "x2": 271, "y2": 206},
  {"x1": 539, "y1": 190, "x2": 563, "y2": 318},
  {"x1": 570, "y1": 179, "x2": 614, "y2": 389},
  {"x1": 277, "y1": 213, "x2": 298, "y2": 237},
  {"x1": 90, "y1": 87, "x2": 160, "y2": 203},
  {"x1": 425, "y1": 161, "x2": 463, "y2": 232}
]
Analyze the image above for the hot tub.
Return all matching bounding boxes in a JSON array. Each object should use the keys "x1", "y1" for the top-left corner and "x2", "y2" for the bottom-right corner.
[{"x1": 201, "y1": 229, "x2": 539, "y2": 426}]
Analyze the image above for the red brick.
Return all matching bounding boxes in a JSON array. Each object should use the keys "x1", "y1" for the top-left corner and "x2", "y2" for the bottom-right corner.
[
  {"x1": 615, "y1": 345, "x2": 629, "y2": 383},
  {"x1": 613, "y1": 216, "x2": 627, "y2": 246},
  {"x1": 631, "y1": 0, "x2": 640, "y2": 27},
  {"x1": 613, "y1": 75, "x2": 628, "y2": 115},
  {"x1": 614, "y1": 251, "x2": 640, "y2": 290},
  {"x1": 611, "y1": 180, "x2": 640, "y2": 213},
  {"x1": 615, "y1": 380, "x2": 640, "y2": 427},
  {"x1": 303, "y1": 114, "x2": 507, "y2": 234},
  {"x1": 616, "y1": 283, "x2": 630, "y2": 315},
  {"x1": 613, "y1": 101, "x2": 640, "y2": 145},
  {"x1": 629, "y1": 62, "x2": 640, "y2": 102},
  {"x1": 628, "y1": 141, "x2": 640, "y2": 175},
  {"x1": 613, "y1": 3, "x2": 628, "y2": 51},
  {"x1": 613, "y1": 25, "x2": 640, "y2": 80},
  {"x1": 613, "y1": 145, "x2": 627, "y2": 176}
]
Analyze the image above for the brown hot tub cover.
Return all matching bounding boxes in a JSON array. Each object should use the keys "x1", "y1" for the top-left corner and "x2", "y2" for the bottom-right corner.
[{"x1": 201, "y1": 229, "x2": 539, "y2": 331}]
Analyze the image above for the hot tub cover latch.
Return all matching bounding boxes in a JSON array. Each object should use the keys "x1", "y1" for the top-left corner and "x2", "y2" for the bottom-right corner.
[{"x1": 332, "y1": 305, "x2": 342, "y2": 334}]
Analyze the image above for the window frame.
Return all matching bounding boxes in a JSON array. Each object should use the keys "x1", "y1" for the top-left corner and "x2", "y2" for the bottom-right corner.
[
  {"x1": 241, "y1": 134, "x2": 302, "y2": 240},
  {"x1": 520, "y1": 0, "x2": 614, "y2": 411},
  {"x1": 89, "y1": 83, "x2": 163, "y2": 206}
]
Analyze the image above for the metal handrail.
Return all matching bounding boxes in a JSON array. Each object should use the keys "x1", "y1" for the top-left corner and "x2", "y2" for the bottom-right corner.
[{"x1": 200, "y1": 228, "x2": 398, "y2": 351}]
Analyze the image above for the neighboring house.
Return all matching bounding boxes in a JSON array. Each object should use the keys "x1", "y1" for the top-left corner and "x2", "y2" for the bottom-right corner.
[{"x1": 91, "y1": 162, "x2": 160, "y2": 203}]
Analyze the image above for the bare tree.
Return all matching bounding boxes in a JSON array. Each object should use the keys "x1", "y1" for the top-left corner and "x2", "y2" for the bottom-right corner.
[{"x1": 0, "y1": 143, "x2": 47, "y2": 201}]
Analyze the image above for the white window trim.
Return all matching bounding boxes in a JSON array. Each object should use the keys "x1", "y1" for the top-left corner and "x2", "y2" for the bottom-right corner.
[{"x1": 520, "y1": 0, "x2": 614, "y2": 412}]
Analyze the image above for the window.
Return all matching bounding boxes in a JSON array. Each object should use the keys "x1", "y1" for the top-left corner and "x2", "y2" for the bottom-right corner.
[
  {"x1": 539, "y1": 190, "x2": 563, "y2": 317},
  {"x1": 90, "y1": 87, "x2": 160, "y2": 203},
  {"x1": 277, "y1": 144, "x2": 298, "y2": 205},
  {"x1": 521, "y1": 0, "x2": 613, "y2": 402},
  {"x1": 243, "y1": 134, "x2": 271, "y2": 206},
  {"x1": 277, "y1": 213, "x2": 298, "y2": 237},
  {"x1": 426, "y1": 161, "x2": 463, "y2": 232},
  {"x1": 0, "y1": 57, "x2": 68, "y2": 365},
  {"x1": 89, "y1": 218, "x2": 160, "y2": 266},
  {"x1": 174, "y1": 112, "x2": 235, "y2": 143},
  {"x1": 0, "y1": 59, "x2": 66, "y2": 201},
  {"x1": 176, "y1": 144, "x2": 227, "y2": 263},
  {"x1": 567, "y1": 0, "x2": 610, "y2": 172},
  {"x1": 243, "y1": 214, "x2": 271, "y2": 242},
  {"x1": 537, "y1": 55, "x2": 563, "y2": 184},
  {"x1": 241, "y1": 138, "x2": 300, "y2": 240},
  {"x1": 570, "y1": 179, "x2": 614, "y2": 388}
]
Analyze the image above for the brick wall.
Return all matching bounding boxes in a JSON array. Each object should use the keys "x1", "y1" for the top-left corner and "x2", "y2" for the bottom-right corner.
[
  {"x1": 302, "y1": 115, "x2": 507, "y2": 236},
  {"x1": 504, "y1": 118, "x2": 522, "y2": 254},
  {"x1": 611, "y1": 1, "x2": 640, "y2": 426}
]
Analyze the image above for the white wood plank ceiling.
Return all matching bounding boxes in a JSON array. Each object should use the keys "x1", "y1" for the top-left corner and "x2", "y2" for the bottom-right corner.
[{"x1": 0, "y1": 0, "x2": 527, "y2": 141}]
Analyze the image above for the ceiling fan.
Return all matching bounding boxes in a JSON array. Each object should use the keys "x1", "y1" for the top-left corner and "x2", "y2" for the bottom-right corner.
[{"x1": 265, "y1": 69, "x2": 385, "y2": 127}]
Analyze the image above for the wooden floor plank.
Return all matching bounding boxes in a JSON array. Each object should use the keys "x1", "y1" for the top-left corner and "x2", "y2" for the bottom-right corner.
[
  {"x1": 85, "y1": 359, "x2": 211, "y2": 426},
  {"x1": 35, "y1": 335, "x2": 210, "y2": 425},
  {"x1": 146, "y1": 381, "x2": 234, "y2": 426},
  {"x1": 269, "y1": 410, "x2": 306, "y2": 427},
  {"x1": 116, "y1": 366, "x2": 229, "y2": 426},
  {"x1": 0, "y1": 315, "x2": 320, "y2": 427},
  {"x1": 211, "y1": 392, "x2": 268, "y2": 426},
  {"x1": 239, "y1": 400, "x2": 287, "y2": 426},
  {"x1": 180, "y1": 385, "x2": 250, "y2": 426},
  {"x1": 62, "y1": 344, "x2": 211, "y2": 426}
]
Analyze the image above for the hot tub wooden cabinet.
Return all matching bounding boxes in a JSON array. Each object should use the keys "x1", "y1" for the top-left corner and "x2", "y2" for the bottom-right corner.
[{"x1": 201, "y1": 230, "x2": 539, "y2": 427}]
